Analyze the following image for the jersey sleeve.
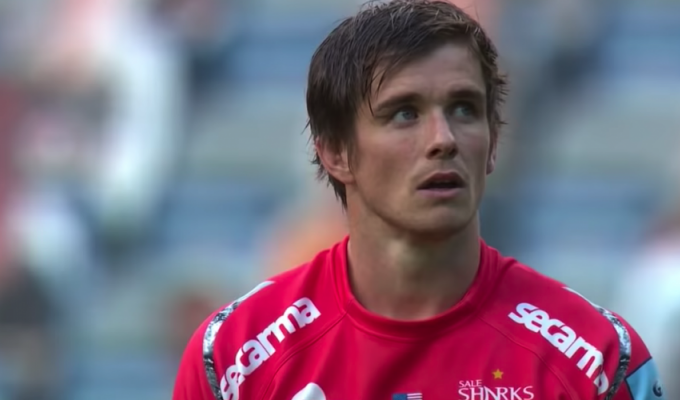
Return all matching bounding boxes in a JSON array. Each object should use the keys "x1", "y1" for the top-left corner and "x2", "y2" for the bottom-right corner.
[
  {"x1": 605, "y1": 315, "x2": 667, "y2": 400},
  {"x1": 172, "y1": 280, "x2": 277, "y2": 400},
  {"x1": 172, "y1": 316, "x2": 218, "y2": 400}
]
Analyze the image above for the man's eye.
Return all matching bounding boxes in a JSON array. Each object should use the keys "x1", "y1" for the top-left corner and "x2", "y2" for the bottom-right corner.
[
  {"x1": 451, "y1": 103, "x2": 477, "y2": 119},
  {"x1": 392, "y1": 108, "x2": 418, "y2": 123}
]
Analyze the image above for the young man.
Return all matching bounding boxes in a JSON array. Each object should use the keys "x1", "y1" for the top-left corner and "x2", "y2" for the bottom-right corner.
[{"x1": 173, "y1": 1, "x2": 665, "y2": 399}]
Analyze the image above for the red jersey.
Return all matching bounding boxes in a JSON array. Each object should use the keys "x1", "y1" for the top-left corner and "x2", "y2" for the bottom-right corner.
[{"x1": 173, "y1": 238, "x2": 666, "y2": 400}]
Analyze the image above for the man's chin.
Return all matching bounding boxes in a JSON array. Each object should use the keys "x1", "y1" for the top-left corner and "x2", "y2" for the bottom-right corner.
[{"x1": 404, "y1": 212, "x2": 476, "y2": 240}]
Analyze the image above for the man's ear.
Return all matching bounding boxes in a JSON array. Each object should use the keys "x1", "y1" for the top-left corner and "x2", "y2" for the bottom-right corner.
[
  {"x1": 315, "y1": 139, "x2": 355, "y2": 185},
  {"x1": 486, "y1": 134, "x2": 498, "y2": 175}
]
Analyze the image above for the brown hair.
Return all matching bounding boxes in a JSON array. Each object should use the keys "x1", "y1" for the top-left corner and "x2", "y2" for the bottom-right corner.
[{"x1": 306, "y1": 0, "x2": 507, "y2": 207}]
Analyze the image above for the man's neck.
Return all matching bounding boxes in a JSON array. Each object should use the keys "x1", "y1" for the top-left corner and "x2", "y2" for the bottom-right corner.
[{"x1": 346, "y1": 212, "x2": 481, "y2": 321}]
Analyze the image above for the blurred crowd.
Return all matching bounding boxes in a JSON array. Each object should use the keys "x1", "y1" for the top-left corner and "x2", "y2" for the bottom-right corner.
[{"x1": 0, "y1": 0, "x2": 677, "y2": 399}]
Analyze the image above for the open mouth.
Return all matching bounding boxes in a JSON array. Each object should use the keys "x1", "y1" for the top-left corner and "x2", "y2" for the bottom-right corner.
[{"x1": 418, "y1": 174, "x2": 465, "y2": 191}]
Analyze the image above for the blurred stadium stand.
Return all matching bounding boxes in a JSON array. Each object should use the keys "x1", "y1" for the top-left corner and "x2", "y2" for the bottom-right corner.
[{"x1": 0, "y1": 1, "x2": 678, "y2": 399}]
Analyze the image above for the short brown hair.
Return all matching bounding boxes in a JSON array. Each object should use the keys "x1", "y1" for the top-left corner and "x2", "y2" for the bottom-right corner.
[{"x1": 306, "y1": 0, "x2": 507, "y2": 207}]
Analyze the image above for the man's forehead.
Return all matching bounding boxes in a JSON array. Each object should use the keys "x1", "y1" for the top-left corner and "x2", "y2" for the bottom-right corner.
[{"x1": 370, "y1": 43, "x2": 485, "y2": 102}]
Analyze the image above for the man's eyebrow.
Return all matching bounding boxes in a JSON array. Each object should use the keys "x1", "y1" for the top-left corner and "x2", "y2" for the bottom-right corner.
[
  {"x1": 446, "y1": 87, "x2": 485, "y2": 103},
  {"x1": 372, "y1": 93, "x2": 422, "y2": 115}
]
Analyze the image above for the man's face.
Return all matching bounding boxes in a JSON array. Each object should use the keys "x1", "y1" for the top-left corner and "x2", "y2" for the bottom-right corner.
[{"x1": 322, "y1": 42, "x2": 497, "y2": 237}]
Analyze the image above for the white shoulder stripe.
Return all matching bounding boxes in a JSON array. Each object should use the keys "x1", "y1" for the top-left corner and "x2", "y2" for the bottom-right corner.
[
  {"x1": 202, "y1": 281, "x2": 275, "y2": 400},
  {"x1": 564, "y1": 287, "x2": 632, "y2": 400}
]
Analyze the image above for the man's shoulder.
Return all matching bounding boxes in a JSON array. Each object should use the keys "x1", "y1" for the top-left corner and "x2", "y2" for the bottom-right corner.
[
  {"x1": 486, "y1": 258, "x2": 658, "y2": 399},
  {"x1": 210, "y1": 246, "x2": 341, "y2": 343},
  {"x1": 192, "y1": 247, "x2": 343, "y2": 400},
  {"x1": 492, "y1": 256, "x2": 615, "y2": 325}
]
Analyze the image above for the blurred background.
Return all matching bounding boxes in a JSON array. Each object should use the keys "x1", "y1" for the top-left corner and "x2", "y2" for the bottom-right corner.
[{"x1": 0, "y1": 0, "x2": 677, "y2": 399}]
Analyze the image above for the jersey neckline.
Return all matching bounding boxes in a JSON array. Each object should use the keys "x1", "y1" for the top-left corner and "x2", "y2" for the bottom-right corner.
[{"x1": 331, "y1": 235, "x2": 499, "y2": 340}]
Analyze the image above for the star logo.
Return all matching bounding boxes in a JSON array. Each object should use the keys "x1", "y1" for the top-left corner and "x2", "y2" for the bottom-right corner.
[{"x1": 492, "y1": 369, "x2": 504, "y2": 380}]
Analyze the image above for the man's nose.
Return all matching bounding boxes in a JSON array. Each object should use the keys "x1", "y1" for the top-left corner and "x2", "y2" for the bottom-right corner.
[{"x1": 425, "y1": 111, "x2": 457, "y2": 160}]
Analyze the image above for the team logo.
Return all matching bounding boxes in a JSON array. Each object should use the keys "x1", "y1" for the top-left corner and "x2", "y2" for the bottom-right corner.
[
  {"x1": 653, "y1": 380, "x2": 663, "y2": 397},
  {"x1": 458, "y1": 370, "x2": 534, "y2": 400},
  {"x1": 625, "y1": 358, "x2": 666, "y2": 400}
]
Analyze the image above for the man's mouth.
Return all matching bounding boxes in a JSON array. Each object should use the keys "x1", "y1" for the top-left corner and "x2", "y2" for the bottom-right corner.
[
  {"x1": 417, "y1": 172, "x2": 466, "y2": 191},
  {"x1": 418, "y1": 180, "x2": 463, "y2": 190}
]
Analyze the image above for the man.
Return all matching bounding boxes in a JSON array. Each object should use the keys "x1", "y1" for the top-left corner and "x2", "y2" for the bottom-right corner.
[{"x1": 173, "y1": 1, "x2": 665, "y2": 399}]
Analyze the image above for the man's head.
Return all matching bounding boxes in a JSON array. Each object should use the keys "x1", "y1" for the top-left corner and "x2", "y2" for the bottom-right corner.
[{"x1": 307, "y1": 0, "x2": 507, "y2": 238}]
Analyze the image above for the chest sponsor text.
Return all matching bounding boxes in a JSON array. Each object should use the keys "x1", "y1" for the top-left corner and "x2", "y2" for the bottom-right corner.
[{"x1": 220, "y1": 297, "x2": 321, "y2": 400}]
